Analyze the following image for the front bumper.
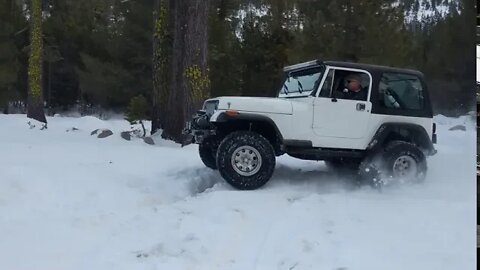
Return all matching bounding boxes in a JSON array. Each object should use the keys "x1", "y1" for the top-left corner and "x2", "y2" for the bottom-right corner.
[
  {"x1": 182, "y1": 111, "x2": 216, "y2": 144},
  {"x1": 183, "y1": 126, "x2": 216, "y2": 144}
]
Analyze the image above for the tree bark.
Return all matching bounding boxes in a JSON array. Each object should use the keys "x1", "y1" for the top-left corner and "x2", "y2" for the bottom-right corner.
[
  {"x1": 27, "y1": 0, "x2": 47, "y2": 124},
  {"x1": 161, "y1": 0, "x2": 210, "y2": 142},
  {"x1": 152, "y1": 0, "x2": 172, "y2": 134}
]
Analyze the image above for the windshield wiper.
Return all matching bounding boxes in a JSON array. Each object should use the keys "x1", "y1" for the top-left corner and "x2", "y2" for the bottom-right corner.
[
  {"x1": 297, "y1": 81, "x2": 303, "y2": 94},
  {"x1": 283, "y1": 83, "x2": 289, "y2": 95}
]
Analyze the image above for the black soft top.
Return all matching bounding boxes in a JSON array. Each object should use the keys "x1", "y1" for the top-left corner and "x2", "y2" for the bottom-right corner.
[
  {"x1": 323, "y1": 61, "x2": 424, "y2": 77},
  {"x1": 283, "y1": 59, "x2": 424, "y2": 77}
]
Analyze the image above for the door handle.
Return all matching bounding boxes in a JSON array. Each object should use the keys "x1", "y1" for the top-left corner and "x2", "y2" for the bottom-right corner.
[
  {"x1": 356, "y1": 103, "x2": 366, "y2": 111},
  {"x1": 331, "y1": 98, "x2": 337, "y2": 102}
]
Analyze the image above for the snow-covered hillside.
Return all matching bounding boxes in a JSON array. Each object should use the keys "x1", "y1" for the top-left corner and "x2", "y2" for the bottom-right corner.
[{"x1": 0, "y1": 114, "x2": 475, "y2": 270}]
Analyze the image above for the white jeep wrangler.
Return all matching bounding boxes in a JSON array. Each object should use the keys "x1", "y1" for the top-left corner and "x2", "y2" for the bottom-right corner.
[{"x1": 184, "y1": 60, "x2": 437, "y2": 190}]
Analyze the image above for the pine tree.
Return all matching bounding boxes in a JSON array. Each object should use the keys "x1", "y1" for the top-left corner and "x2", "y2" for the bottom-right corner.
[
  {"x1": 152, "y1": 0, "x2": 171, "y2": 134},
  {"x1": 27, "y1": 0, "x2": 47, "y2": 125},
  {"x1": 209, "y1": 0, "x2": 243, "y2": 97},
  {"x1": 153, "y1": 0, "x2": 210, "y2": 142},
  {"x1": 0, "y1": 0, "x2": 27, "y2": 110},
  {"x1": 126, "y1": 95, "x2": 149, "y2": 137}
]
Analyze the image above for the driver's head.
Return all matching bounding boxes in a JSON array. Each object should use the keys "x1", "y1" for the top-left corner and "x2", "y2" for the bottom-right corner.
[{"x1": 345, "y1": 74, "x2": 362, "y2": 92}]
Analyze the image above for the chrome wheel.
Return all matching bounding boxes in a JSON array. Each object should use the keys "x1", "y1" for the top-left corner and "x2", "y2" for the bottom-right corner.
[
  {"x1": 392, "y1": 155, "x2": 417, "y2": 180},
  {"x1": 231, "y1": 145, "x2": 262, "y2": 176}
]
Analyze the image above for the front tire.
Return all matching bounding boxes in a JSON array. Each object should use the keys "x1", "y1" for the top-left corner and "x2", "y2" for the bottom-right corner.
[{"x1": 216, "y1": 131, "x2": 276, "y2": 190}]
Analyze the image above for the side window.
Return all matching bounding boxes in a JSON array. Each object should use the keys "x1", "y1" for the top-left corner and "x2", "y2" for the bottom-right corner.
[
  {"x1": 329, "y1": 69, "x2": 370, "y2": 101},
  {"x1": 379, "y1": 73, "x2": 424, "y2": 110}
]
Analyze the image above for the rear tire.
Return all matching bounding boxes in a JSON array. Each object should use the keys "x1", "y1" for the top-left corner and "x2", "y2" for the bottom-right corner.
[
  {"x1": 216, "y1": 131, "x2": 276, "y2": 190},
  {"x1": 358, "y1": 141, "x2": 427, "y2": 188}
]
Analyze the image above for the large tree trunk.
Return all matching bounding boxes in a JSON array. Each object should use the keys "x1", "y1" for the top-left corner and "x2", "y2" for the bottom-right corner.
[
  {"x1": 151, "y1": 0, "x2": 172, "y2": 134},
  {"x1": 161, "y1": 0, "x2": 210, "y2": 142},
  {"x1": 27, "y1": 0, "x2": 47, "y2": 124}
]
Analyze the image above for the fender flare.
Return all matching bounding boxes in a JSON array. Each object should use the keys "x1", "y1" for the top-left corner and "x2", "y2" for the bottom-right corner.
[
  {"x1": 367, "y1": 123, "x2": 435, "y2": 155},
  {"x1": 213, "y1": 112, "x2": 284, "y2": 141}
]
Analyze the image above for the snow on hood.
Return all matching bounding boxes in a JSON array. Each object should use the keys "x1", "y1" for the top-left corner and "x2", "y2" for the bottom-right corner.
[{"x1": 214, "y1": 96, "x2": 293, "y2": 114}]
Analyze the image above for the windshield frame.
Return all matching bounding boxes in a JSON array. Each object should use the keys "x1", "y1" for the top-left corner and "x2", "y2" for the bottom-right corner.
[{"x1": 278, "y1": 64, "x2": 325, "y2": 98}]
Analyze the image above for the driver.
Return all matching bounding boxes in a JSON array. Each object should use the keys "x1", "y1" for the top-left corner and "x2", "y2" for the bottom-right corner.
[{"x1": 338, "y1": 73, "x2": 367, "y2": 101}]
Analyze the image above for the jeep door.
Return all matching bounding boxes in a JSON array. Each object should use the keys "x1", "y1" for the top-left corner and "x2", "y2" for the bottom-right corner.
[{"x1": 312, "y1": 67, "x2": 372, "y2": 146}]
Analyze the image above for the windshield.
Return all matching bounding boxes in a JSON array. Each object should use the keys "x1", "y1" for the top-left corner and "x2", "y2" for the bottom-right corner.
[{"x1": 278, "y1": 66, "x2": 324, "y2": 97}]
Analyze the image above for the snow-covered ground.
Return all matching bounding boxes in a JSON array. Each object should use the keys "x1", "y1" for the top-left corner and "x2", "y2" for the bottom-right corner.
[{"x1": 0, "y1": 114, "x2": 475, "y2": 270}]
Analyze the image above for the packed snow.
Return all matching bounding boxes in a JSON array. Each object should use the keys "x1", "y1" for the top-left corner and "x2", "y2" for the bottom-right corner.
[{"x1": 0, "y1": 113, "x2": 475, "y2": 270}]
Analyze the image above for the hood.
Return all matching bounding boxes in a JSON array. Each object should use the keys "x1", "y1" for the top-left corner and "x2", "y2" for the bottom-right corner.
[{"x1": 209, "y1": 96, "x2": 293, "y2": 115}]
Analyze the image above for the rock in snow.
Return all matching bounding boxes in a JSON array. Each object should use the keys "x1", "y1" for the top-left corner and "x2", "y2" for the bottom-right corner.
[
  {"x1": 97, "y1": 129, "x2": 113, "y2": 138},
  {"x1": 143, "y1": 136, "x2": 155, "y2": 145},
  {"x1": 449, "y1": 124, "x2": 466, "y2": 131},
  {"x1": 120, "y1": 131, "x2": 131, "y2": 141},
  {"x1": 91, "y1": 128, "x2": 113, "y2": 138}
]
